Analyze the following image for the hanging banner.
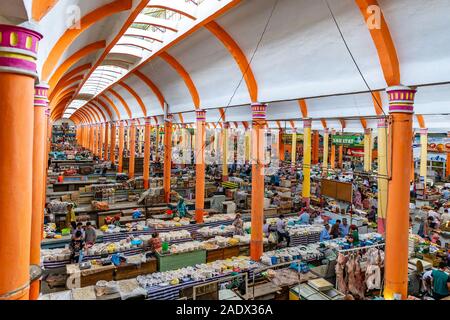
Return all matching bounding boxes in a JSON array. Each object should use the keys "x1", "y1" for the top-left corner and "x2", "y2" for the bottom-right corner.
[{"x1": 282, "y1": 133, "x2": 304, "y2": 144}]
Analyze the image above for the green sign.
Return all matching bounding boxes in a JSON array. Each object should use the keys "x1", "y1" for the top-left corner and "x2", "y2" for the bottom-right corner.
[{"x1": 332, "y1": 134, "x2": 364, "y2": 147}]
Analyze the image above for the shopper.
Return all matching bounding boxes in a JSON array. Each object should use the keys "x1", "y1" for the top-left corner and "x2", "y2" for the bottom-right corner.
[
  {"x1": 330, "y1": 220, "x2": 341, "y2": 239},
  {"x1": 69, "y1": 231, "x2": 85, "y2": 263},
  {"x1": 66, "y1": 203, "x2": 76, "y2": 229},
  {"x1": 431, "y1": 262, "x2": 450, "y2": 300},
  {"x1": 276, "y1": 215, "x2": 290, "y2": 247},
  {"x1": 339, "y1": 218, "x2": 350, "y2": 237},
  {"x1": 320, "y1": 224, "x2": 331, "y2": 242},
  {"x1": 84, "y1": 222, "x2": 96, "y2": 246},
  {"x1": 233, "y1": 213, "x2": 244, "y2": 236}
]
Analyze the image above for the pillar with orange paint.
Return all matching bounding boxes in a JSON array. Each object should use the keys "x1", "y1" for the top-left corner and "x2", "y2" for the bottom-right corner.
[
  {"x1": 128, "y1": 119, "x2": 136, "y2": 178},
  {"x1": 250, "y1": 103, "x2": 267, "y2": 261},
  {"x1": 291, "y1": 129, "x2": 297, "y2": 167},
  {"x1": 312, "y1": 130, "x2": 319, "y2": 165},
  {"x1": 118, "y1": 121, "x2": 125, "y2": 172},
  {"x1": 104, "y1": 122, "x2": 109, "y2": 161},
  {"x1": 330, "y1": 130, "x2": 336, "y2": 170},
  {"x1": 195, "y1": 110, "x2": 207, "y2": 223},
  {"x1": 143, "y1": 117, "x2": 151, "y2": 189},
  {"x1": 163, "y1": 115, "x2": 173, "y2": 203},
  {"x1": 384, "y1": 86, "x2": 416, "y2": 300},
  {"x1": 89, "y1": 124, "x2": 94, "y2": 152},
  {"x1": 110, "y1": 121, "x2": 117, "y2": 164},
  {"x1": 279, "y1": 129, "x2": 285, "y2": 162},
  {"x1": 0, "y1": 24, "x2": 42, "y2": 300},
  {"x1": 30, "y1": 83, "x2": 49, "y2": 299},
  {"x1": 322, "y1": 128, "x2": 329, "y2": 176},
  {"x1": 99, "y1": 123, "x2": 105, "y2": 158}
]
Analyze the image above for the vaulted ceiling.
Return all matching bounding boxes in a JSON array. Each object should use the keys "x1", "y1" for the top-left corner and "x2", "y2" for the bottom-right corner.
[{"x1": 1, "y1": 0, "x2": 449, "y2": 133}]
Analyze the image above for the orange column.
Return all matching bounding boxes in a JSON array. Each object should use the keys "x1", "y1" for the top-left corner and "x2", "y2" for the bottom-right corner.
[
  {"x1": 338, "y1": 131, "x2": 344, "y2": 169},
  {"x1": 143, "y1": 117, "x2": 151, "y2": 189},
  {"x1": 93, "y1": 125, "x2": 98, "y2": 155},
  {"x1": 279, "y1": 129, "x2": 285, "y2": 161},
  {"x1": 195, "y1": 110, "x2": 207, "y2": 223},
  {"x1": 89, "y1": 125, "x2": 94, "y2": 153},
  {"x1": 99, "y1": 123, "x2": 104, "y2": 158},
  {"x1": 155, "y1": 125, "x2": 160, "y2": 162},
  {"x1": 104, "y1": 122, "x2": 109, "y2": 161},
  {"x1": 0, "y1": 25, "x2": 42, "y2": 300},
  {"x1": 312, "y1": 130, "x2": 319, "y2": 165},
  {"x1": 110, "y1": 122, "x2": 117, "y2": 164},
  {"x1": 330, "y1": 129, "x2": 336, "y2": 170},
  {"x1": 384, "y1": 86, "x2": 417, "y2": 300},
  {"x1": 118, "y1": 121, "x2": 125, "y2": 173},
  {"x1": 250, "y1": 103, "x2": 267, "y2": 261},
  {"x1": 30, "y1": 83, "x2": 49, "y2": 299},
  {"x1": 163, "y1": 115, "x2": 173, "y2": 203},
  {"x1": 128, "y1": 119, "x2": 136, "y2": 178}
]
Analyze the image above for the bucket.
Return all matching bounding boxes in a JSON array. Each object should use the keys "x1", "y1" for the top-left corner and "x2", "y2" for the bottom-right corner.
[{"x1": 162, "y1": 242, "x2": 169, "y2": 252}]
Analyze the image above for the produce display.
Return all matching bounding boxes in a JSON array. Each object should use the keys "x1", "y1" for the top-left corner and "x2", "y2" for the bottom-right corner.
[
  {"x1": 261, "y1": 244, "x2": 324, "y2": 266},
  {"x1": 159, "y1": 230, "x2": 192, "y2": 243},
  {"x1": 136, "y1": 256, "x2": 259, "y2": 288},
  {"x1": 146, "y1": 217, "x2": 191, "y2": 228},
  {"x1": 196, "y1": 225, "x2": 235, "y2": 237}
]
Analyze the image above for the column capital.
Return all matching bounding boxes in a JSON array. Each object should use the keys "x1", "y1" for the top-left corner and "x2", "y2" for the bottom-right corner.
[
  {"x1": 303, "y1": 118, "x2": 312, "y2": 128},
  {"x1": 145, "y1": 116, "x2": 152, "y2": 125},
  {"x1": 0, "y1": 24, "x2": 43, "y2": 78},
  {"x1": 419, "y1": 128, "x2": 428, "y2": 135},
  {"x1": 386, "y1": 85, "x2": 416, "y2": 114},
  {"x1": 34, "y1": 82, "x2": 49, "y2": 107},
  {"x1": 251, "y1": 103, "x2": 267, "y2": 121},
  {"x1": 364, "y1": 128, "x2": 372, "y2": 135},
  {"x1": 223, "y1": 122, "x2": 230, "y2": 129},
  {"x1": 165, "y1": 114, "x2": 173, "y2": 123},
  {"x1": 377, "y1": 118, "x2": 388, "y2": 128},
  {"x1": 196, "y1": 109, "x2": 206, "y2": 122},
  {"x1": 324, "y1": 128, "x2": 329, "y2": 134}
]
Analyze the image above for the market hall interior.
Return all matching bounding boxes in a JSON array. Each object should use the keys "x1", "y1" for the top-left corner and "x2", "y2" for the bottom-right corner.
[{"x1": 0, "y1": 0, "x2": 450, "y2": 301}]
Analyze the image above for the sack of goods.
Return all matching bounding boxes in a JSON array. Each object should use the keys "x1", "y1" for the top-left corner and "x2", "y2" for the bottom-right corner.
[{"x1": 91, "y1": 201, "x2": 109, "y2": 211}]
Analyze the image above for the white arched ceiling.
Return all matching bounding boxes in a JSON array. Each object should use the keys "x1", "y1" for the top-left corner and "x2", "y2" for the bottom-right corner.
[
  {"x1": 166, "y1": 27, "x2": 250, "y2": 109},
  {"x1": 215, "y1": 0, "x2": 386, "y2": 102},
  {"x1": 379, "y1": 0, "x2": 450, "y2": 86},
  {"x1": 102, "y1": 91, "x2": 128, "y2": 119},
  {"x1": 122, "y1": 75, "x2": 162, "y2": 117},
  {"x1": 413, "y1": 84, "x2": 450, "y2": 116},
  {"x1": 37, "y1": 0, "x2": 114, "y2": 74},
  {"x1": 139, "y1": 56, "x2": 193, "y2": 113},
  {"x1": 113, "y1": 84, "x2": 145, "y2": 118}
]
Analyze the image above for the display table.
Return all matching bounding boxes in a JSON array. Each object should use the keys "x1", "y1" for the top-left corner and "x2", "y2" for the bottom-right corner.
[
  {"x1": 115, "y1": 258, "x2": 157, "y2": 280},
  {"x1": 206, "y1": 246, "x2": 241, "y2": 263},
  {"x1": 66, "y1": 263, "x2": 115, "y2": 289},
  {"x1": 156, "y1": 250, "x2": 207, "y2": 272}
]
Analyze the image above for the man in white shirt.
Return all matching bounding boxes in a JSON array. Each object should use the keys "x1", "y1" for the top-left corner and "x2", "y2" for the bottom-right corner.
[{"x1": 441, "y1": 209, "x2": 450, "y2": 226}]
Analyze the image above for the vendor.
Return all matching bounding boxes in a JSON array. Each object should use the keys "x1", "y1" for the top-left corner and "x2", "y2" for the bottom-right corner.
[
  {"x1": 348, "y1": 225, "x2": 360, "y2": 245},
  {"x1": 149, "y1": 233, "x2": 162, "y2": 253},
  {"x1": 367, "y1": 206, "x2": 377, "y2": 223},
  {"x1": 441, "y1": 209, "x2": 450, "y2": 226},
  {"x1": 339, "y1": 218, "x2": 350, "y2": 237},
  {"x1": 320, "y1": 224, "x2": 331, "y2": 242},
  {"x1": 329, "y1": 220, "x2": 341, "y2": 239},
  {"x1": 298, "y1": 209, "x2": 310, "y2": 225},
  {"x1": 233, "y1": 213, "x2": 244, "y2": 236}
]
